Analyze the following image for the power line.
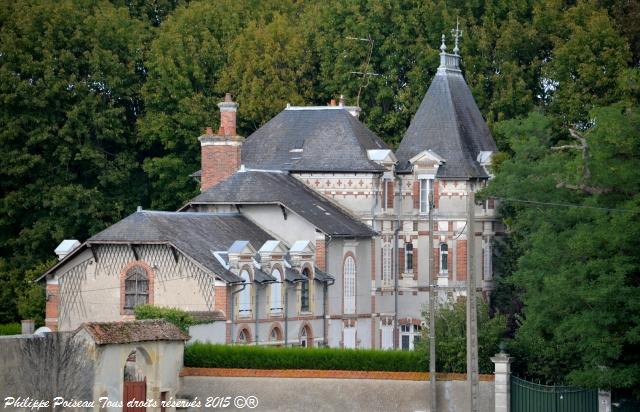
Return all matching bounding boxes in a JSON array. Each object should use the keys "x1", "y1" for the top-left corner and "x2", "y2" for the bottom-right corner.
[{"x1": 490, "y1": 196, "x2": 637, "y2": 213}]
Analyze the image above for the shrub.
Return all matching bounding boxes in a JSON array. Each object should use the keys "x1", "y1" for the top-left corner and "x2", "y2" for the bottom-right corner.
[
  {"x1": 184, "y1": 343, "x2": 426, "y2": 372},
  {"x1": 0, "y1": 322, "x2": 21, "y2": 335},
  {"x1": 134, "y1": 305, "x2": 195, "y2": 333}
]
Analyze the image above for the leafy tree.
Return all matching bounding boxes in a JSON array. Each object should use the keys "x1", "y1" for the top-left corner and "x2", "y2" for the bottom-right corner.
[
  {"x1": 0, "y1": 0, "x2": 150, "y2": 321},
  {"x1": 418, "y1": 299, "x2": 507, "y2": 374},
  {"x1": 484, "y1": 105, "x2": 640, "y2": 393}
]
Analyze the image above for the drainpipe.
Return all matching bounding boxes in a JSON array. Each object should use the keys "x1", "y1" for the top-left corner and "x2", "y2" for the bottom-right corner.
[
  {"x1": 323, "y1": 234, "x2": 333, "y2": 346},
  {"x1": 394, "y1": 170, "x2": 401, "y2": 350},
  {"x1": 230, "y1": 283, "x2": 246, "y2": 345},
  {"x1": 254, "y1": 284, "x2": 260, "y2": 345}
]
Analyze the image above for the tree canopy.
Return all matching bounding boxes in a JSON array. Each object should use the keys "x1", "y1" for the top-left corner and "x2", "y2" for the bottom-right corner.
[{"x1": 1, "y1": 0, "x2": 639, "y2": 394}]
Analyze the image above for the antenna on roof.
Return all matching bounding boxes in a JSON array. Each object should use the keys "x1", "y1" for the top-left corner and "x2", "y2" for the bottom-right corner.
[{"x1": 345, "y1": 34, "x2": 381, "y2": 108}]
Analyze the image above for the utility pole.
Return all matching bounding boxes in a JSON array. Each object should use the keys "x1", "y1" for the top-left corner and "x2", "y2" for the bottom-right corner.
[
  {"x1": 466, "y1": 186, "x2": 479, "y2": 412},
  {"x1": 428, "y1": 182, "x2": 437, "y2": 412}
]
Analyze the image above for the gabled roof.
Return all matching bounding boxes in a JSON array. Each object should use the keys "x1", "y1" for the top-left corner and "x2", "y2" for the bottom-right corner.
[
  {"x1": 185, "y1": 171, "x2": 377, "y2": 238},
  {"x1": 79, "y1": 319, "x2": 189, "y2": 345},
  {"x1": 241, "y1": 107, "x2": 388, "y2": 173},
  {"x1": 396, "y1": 63, "x2": 497, "y2": 178},
  {"x1": 87, "y1": 210, "x2": 273, "y2": 283}
]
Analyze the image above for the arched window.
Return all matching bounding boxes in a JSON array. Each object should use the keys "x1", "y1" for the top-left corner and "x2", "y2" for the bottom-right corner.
[
  {"x1": 300, "y1": 325, "x2": 312, "y2": 348},
  {"x1": 239, "y1": 270, "x2": 252, "y2": 317},
  {"x1": 270, "y1": 268, "x2": 282, "y2": 315},
  {"x1": 440, "y1": 243, "x2": 448, "y2": 274},
  {"x1": 343, "y1": 256, "x2": 356, "y2": 314},
  {"x1": 300, "y1": 268, "x2": 310, "y2": 312},
  {"x1": 124, "y1": 266, "x2": 149, "y2": 309},
  {"x1": 382, "y1": 244, "x2": 392, "y2": 286},
  {"x1": 238, "y1": 328, "x2": 250, "y2": 343},
  {"x1": 269, "y1": 327, "x2": 282, "y2": 343}
]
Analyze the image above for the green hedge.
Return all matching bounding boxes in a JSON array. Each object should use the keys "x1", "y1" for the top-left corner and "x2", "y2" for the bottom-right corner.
[
  {"x1": 184, "y1": 343, "x2": 426, "y2": 372},
  {"x1": 0, "y1": 323, "x2": 21, "y2": 335},
  {"x1": 134, "y1": 305, "x2": 195, "y2": 333}
]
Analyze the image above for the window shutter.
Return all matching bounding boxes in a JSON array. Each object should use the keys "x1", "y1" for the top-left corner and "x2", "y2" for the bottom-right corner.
[
  {"x1": 413, "y1": 181, "x2": 420, "y2": 209},
  {"x1": 399, "y1": 248, "x2": 405, "y2": 273},
  {"x1": 413, "y1": 249, "x2": 418, "y2": 280},
  {"x1": 434, "y1": 248, "x2": 440, "y2": 273}
]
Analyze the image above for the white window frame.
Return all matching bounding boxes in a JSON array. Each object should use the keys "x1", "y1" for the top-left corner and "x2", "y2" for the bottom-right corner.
[
  {"x1": 440, "y1": 243, "x2": 449, "y2": 275},
  {"x1": 382, "y1": 244, "x2": 393, "y2": 286},
  {"x1": 419, "y1": 178, "x2": 433, "y2": 214},
  {"x1": 343, "y1": 256, "x2": 356, "y2": 314},
  {"x1": 238, "y1": 269, "x2": 252, "y2": 317},
  {"x1": 270, "y1": 268, "x2": 282, "y2": 315},
  {"x1": 381, "y1": 324, "x2": 394, "y2": 350},
  {"x1": 400, "y1": 324, "x2": 422, "y2": 350}
]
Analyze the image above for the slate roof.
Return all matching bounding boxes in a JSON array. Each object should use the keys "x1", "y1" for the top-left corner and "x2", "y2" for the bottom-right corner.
[
  {"x1": 395, "y1": 67, "x2": 497, "y2": 178},
  {"x1": 88, "y1": 210, "x2": 273, "y2": 283},
  {"x1": 185, "y1": 171, "x2": 377, "y2": 238},
  {"x1": 240, "y1": 107, "x2": 388, "y2": 173},
  {"x1": 79, "y1": 319, "x2": 189, "y2": 345},
  {"x1": 314, "y1": 267, "x2": 335, "y2": 283}
]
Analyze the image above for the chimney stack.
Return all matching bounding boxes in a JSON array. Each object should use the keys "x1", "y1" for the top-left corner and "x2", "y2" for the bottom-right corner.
[{"x1": 198, "y1": 93, "x2": 244, "y2": 192}]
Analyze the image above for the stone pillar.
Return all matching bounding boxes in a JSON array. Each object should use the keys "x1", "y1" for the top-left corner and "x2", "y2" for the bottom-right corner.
[
  {"x1": 598, "y1": 390, "x2": 611, "y2": 412},
  {"x1": 491, "y1": 352, "x2": 513, "y2": 412}
]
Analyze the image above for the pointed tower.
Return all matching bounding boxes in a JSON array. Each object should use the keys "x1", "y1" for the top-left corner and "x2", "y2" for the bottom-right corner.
[{"x1": 396, "y1": 34, "x2": 497, "y2": 177}]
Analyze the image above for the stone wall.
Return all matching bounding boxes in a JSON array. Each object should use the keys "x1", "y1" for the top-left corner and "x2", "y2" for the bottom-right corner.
[{"x1": 178, "y1": 369, "x2": 495, "y2": 412}]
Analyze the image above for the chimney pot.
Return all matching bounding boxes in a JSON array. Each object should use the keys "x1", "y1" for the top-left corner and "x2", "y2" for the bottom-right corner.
[
  {"x1": 339, "y1": 95, "x2": 345, "y2": 107},
  {"x1": 330, "y1": 99, "x2": 336, "y2": 106},
  {"x1": 21, "y1": 319, "x2": 35, "y2": 335},
  {"x1": 206, "y1": 127, "x2": 214, "y2": 135},
  {"x1": 225, "y1": 92, "x2": 233, "y2": 102}
]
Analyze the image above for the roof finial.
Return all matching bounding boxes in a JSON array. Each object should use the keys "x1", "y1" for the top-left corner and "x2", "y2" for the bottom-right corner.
[
  {"x1": 451, "y1": 18, "x2": 462, "y2": 55},
  {"x1": 440, "y1": 34, "x2": 447, "y2": 53}
]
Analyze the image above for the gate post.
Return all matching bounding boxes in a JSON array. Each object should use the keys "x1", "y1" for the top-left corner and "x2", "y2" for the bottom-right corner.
[
  {"x1": 598, "y1": 390, "x2": 611, "y2": 412},
  {"x1": 491, "y1": 352, "x2": 513, "y2": 412}
]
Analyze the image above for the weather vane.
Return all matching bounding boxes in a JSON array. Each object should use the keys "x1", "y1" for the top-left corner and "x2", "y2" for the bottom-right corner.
[{"x1": 451, "y1": 18, "x2": 463, "y2": 55}]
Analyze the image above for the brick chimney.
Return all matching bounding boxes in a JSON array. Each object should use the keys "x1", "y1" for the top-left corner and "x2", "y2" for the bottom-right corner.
[{"x1": 198, "y1": 93, "x2": 244, "y2": 192}]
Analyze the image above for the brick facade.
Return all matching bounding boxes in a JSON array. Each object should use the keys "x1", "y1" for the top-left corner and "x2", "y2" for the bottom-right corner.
[
  {"x1": 45, "y1": 284, "x2": 60, "y2": 331},
  {"x1": 456, "y1": 240, "x2": 467, "y2": 281}
]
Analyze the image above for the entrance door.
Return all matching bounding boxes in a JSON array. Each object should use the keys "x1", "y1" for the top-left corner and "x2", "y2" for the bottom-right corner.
[
  {"x1": 123, "y1": 350, "x2": 146, "y2": 412},
  {"x1": 123, "y1": 379, "x2": 146, "y2": 412}
]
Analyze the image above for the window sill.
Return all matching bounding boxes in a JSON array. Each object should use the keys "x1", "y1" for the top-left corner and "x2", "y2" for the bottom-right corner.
[{"x1": 299, "y1": 311, "x2": 313, "y2": 317}]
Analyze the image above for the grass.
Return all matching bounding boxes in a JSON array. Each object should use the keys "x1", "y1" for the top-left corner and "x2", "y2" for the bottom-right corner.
[{"x1": 0, "y1": 323, "x2": 22, "y2": 335}]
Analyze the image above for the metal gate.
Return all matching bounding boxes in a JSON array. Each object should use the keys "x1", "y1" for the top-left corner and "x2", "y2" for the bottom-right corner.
[
  {"x1": 511, "y1": 376, "x2": 598, "y2": 412},
  {"x1": 123, "y1": 379, "x2": 147, "y2": 412}
]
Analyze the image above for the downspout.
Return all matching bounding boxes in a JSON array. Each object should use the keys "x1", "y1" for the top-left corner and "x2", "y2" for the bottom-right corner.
[
  {"x1": 323, "y1": 234, "x2": 333, "y2": 346},
  {"x1": 394, "y1": 168, "x2": 401, "y2": 349},
  {"x1": 254, "y1": 283, "x2": 260, "y2": 345},
  {"x1": 229, "y1": 282, "x2": 246, "y2": 345}
]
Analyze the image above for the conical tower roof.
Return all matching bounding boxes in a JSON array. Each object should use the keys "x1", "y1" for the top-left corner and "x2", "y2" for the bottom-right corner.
[{"x1": 396, "y1": 37, "x2": 497, "y2": 178}]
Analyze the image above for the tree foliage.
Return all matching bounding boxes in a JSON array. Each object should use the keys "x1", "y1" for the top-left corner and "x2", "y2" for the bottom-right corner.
[{"x1": 0, "y1": 0, "x2": 638, "y2": 393}]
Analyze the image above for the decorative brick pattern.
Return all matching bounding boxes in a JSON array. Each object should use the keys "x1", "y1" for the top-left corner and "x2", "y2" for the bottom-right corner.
[
  {"x1": 434, "y1": 180, "x2": 440, "y2": 208},
  {"x1": 413, "y1": 249, "x2": 418, "y2": 280},
  {"x1": 413, "y1": 181, "x2": 420, "y2": 209},
  {"x1": 456, "y1": 240, "x2": 467, "y2": 281},
  {"x1": 316, "y1": 237, "x2": 326, "y2": 272}
]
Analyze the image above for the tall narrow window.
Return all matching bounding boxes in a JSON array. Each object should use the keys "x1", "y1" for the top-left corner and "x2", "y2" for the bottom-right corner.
[
  {"x1": 382, "y1": 244, "x2": 392, "y2": 286},
  {"x1": 300, "y1": 268, "x2": 310, "y2": 312},
  {"x1": 239, "y1": 270, "x2": 252, "y2": 316},
  {"x1": 270, "y1": 268, "x2": 282, "y2": 315},
  {"x1": 419, "y1": 179, "x2": 433, "y2": 214},
  {"x1": 343, "y1": 256, "x2": 356, "y2": 314},
  {"x1": 405, "y1": 243, "x2": 414, "y2": 273},
  {"x1": 440, "y1": 243, "x2": 448, "y2": 274},
  {"x1": 124, "y1": 266, "x2": 149, "y2": 309}
]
